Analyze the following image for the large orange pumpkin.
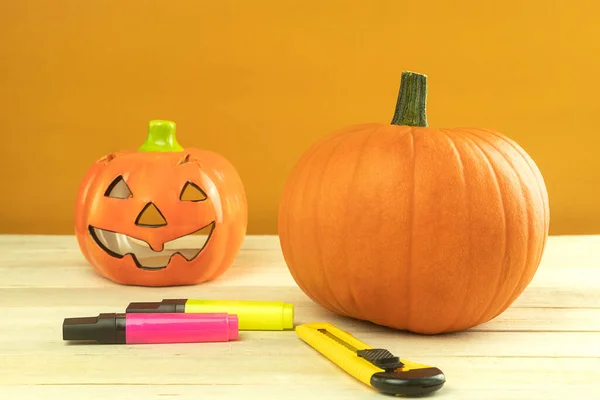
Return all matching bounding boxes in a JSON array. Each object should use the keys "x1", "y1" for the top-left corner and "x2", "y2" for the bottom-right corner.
[
  {"x1": 75, "y1": 120, "x2": 247, "y2": 287},
  {"x1": 278, "y1": 72, "x2": 549, "y2": 334}
]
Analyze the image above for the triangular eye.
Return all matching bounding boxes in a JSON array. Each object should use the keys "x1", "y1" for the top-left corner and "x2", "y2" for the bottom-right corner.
[
  {"x1": 105, "y1": 176, "x2": 133, "y2": 199},
  {"x1": 180, "y1": 181, "x2": 207, "y2": 202}
]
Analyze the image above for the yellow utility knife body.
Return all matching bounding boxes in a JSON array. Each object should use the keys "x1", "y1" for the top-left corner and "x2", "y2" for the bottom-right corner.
[{"x1": 296, "y1": 322, "x2": 445, "y2": 396}]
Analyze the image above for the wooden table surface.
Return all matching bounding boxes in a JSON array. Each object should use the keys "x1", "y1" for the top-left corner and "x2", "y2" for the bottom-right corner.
[{"x1": 0, "y1": 235, "x2": 599, "y2": 399}]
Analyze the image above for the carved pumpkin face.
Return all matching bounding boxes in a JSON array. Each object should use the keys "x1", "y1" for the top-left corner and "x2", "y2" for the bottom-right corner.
[{"x1": 75, "y1": 120, "x2": 247, "y2": 287}]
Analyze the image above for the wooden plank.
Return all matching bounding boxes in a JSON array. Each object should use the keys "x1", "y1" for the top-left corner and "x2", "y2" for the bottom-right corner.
[
  {"x1": 0, "y1": 234, "x2": 599, "y2": 400},
  {"x1": 0, "y1": 261, "x2": 598, "y2": 308},
  {"x1": 0, "y1": 260, "x2": 298, "y2": 288},
  {"x1": 0, "y1": 236, "x2": 599, "y2": 295},
  {"x1": 475, "y1": 306, "x2": 600, "y2": 331},
  {"x1": 0, "y1": 321, "x2": 598, "y2": 358},
  {"x1": 0, "y1": 301, "x2": 598, "y2": 333},
  {"x1": 0, "y1": 357, "x2": 598, "y2": 400},
  {"x1": 540, "y1": 235, "x2": 600, "y2": 268},
  {"x1": 0, "y1": 284, "x2": 598, "y2": 328},
  {"x1": 0, "y1": 354, "x2": 596, "y2": 386},
  {"x1": 0, "y1": 247, "x2": 598, "y2": 290},
  {"x1": 2, "y1": 384, "x2": 599, "y2": 400}
]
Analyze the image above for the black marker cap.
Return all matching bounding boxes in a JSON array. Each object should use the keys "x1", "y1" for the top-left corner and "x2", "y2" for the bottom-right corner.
[
  {"x1": 125, "y1": 299, "x2": 186, "y2": 313},
  {"x1": 63, "y1": 313, "x2": 126, "y2": 344}
]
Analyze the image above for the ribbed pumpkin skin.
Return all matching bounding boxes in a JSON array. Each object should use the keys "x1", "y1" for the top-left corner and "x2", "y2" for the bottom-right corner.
[{"x1": 278, "y1": 124, "x2": 549, "y2": 334}]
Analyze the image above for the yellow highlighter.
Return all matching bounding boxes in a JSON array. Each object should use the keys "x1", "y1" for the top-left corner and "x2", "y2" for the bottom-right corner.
[
  {"x1": 296, "y1": 322, "x2": 445, "y2": 396},
  {"x1": 126, "y1": 299, "x2": 294, "y2": 331}
]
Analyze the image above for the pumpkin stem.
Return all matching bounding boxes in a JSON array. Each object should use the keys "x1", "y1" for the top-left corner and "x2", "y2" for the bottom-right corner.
[
  {"x1": 138, "y1": 120, "x2": 184, "y2": 152},
  {"x1": 391, "y1": 71, "x2": 428, "y2": 127}
]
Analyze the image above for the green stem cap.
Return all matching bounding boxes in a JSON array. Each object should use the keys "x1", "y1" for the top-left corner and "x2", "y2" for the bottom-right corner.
[
  {"x1": 391, "y1": 71, "x2": 428, "y2": 127},
  {"x1": 138, "y1": 120, "x2": 184, "y2": 152}
]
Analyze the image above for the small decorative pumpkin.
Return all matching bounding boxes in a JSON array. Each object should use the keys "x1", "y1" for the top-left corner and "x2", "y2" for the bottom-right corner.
[
  {"x1": 278, "y1": 72, "x2": 549, "y2": 334},
  {"x1": 75, "y1": 120, "x2": 247, "y2": 287}
]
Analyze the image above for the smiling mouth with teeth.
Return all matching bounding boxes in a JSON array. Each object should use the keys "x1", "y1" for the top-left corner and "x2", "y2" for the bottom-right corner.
[{"x1": 88, "y1": 222, "x2": 215, "y2": 270}]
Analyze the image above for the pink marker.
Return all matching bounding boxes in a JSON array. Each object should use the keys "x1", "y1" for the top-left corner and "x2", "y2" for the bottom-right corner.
[{"x1": 63, "y1": 313, "x2": 238, "y2": 344}]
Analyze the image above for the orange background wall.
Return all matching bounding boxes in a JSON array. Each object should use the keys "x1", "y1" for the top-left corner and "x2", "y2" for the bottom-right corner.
[{"x1": 1, "y1": 1, "x2": 599, "y2": 235}]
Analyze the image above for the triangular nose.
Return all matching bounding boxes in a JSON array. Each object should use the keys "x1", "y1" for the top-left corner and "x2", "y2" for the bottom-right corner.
[{"x1": 135, "y1": 202, "x2": 167, "y2": 227}]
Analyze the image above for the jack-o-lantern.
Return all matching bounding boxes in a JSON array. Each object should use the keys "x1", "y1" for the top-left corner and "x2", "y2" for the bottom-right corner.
[{"x1": 75, "y1": 120, "x2": 247, "y2": 287}]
